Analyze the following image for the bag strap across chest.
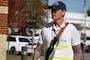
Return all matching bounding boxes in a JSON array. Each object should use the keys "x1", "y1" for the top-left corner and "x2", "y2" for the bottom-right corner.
[{"x1": 56, "y1": 22, "x2": 69, "y2": 38}]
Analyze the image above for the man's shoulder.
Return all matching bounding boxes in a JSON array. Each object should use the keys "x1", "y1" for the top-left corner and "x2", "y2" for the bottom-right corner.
[
  {"x1": 67, "y1": 23, "x2": 78, "y2": 30},
  {"x1": 41, "y1": 21, "x2": 54, "y2": 32},
  {"x1": 67, "y1": 23, "x2": 75, "y2": 27},
  {"x1": 44, "y1": 21, "x2": 54, "y2": 28}
]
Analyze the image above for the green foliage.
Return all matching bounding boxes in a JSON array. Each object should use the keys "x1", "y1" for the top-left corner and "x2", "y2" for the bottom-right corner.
[
  {"x1": 26, "y1": 0, "x2": 47, "y2": 29},
  {"x1": 87, "y1": 9, "x2": 90, "y2": 16}
]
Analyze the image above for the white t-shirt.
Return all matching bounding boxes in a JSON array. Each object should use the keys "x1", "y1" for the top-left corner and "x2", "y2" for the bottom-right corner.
[{"x1": 38, "y1": 21, "x2": 81, "y2": 60}]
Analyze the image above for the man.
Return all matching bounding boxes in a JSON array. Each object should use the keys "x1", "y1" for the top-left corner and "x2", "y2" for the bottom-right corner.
[{"x1": 33, "y1": 1, "x2": 82, "y2": 60}]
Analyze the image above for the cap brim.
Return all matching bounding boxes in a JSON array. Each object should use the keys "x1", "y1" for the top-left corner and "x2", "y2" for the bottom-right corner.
[
  {"x1": 48, "y1": 5, "x2": 57, "y2": 10},
  {"x1": 48, "y1": 5, "x2": 59, "y2": 12},
  {"x1": 48, "y1": 6, "x2": 52, "y2": 9}
]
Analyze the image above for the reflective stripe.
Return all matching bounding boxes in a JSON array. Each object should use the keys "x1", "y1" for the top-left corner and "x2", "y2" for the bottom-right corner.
[
  {"x1": 55, "y1": 44, "x2": 72, "y2": 48},
  {"x1": 43, "y1": 44, "x2": 71, "y2": 49},
  {"x1": 49, "y1": 56, "x2": 72, "y2": 60},
  {"x1": 43, "y1": 44, "x2": 49, "y2": 48}
]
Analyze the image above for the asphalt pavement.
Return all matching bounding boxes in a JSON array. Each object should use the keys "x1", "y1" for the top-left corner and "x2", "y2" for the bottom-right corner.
[
  {"x1": 81, "y1": 53, "x2": 90, "y2": 60},
  {"x1": 39, "y1": 52, "x2": 90, "y2": 60}
]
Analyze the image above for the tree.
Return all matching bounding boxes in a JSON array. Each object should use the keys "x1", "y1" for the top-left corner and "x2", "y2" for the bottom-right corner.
[
  {"x1": 9, "y1": 0, "x2": 28, "y2": 35},
  {"x1": 26, "y1": 0, "x2": 47, "y2": 29},
  {"x1": 8, "y1": 0, "x2": 47, "y2": 35},
  {"x1": 87, "y1": 9, "x2": 90, "y2": 16}
]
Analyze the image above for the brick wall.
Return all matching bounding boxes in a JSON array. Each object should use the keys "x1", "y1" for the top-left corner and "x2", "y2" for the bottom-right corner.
[
  {"x1": 0, "y1": 0, "x2": 8, "y2": 34},
  {"x1": 0, "y1": 14, "x2": 8, "y2": 34},
  {"x1": 0, "y1": 0, "x2": 8, "y2": 6},
  {"x1": 0, "y1": 0, "x2": 8, "y2": 60}
]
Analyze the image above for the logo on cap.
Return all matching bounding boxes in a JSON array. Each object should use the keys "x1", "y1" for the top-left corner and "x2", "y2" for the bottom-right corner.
[{"x1": 53, "y1": 2, "x2": 59, "y2": 6}]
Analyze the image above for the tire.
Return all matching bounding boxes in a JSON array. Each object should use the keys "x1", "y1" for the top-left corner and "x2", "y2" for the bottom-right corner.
[
  {"x1": 9, "y1": 47, "x2": 16, "y2": 54},
  {"x1": 88, "y1": 45, "x2": 90, "y2": 53},
  {"x1": 81, "y1": 43, "x2": 84, "y2": 52}
]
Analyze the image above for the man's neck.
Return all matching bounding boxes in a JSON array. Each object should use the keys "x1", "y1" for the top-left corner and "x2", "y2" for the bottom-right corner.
[{"x1": 54, "y1": 18, "x2": 64, "y2": 28}]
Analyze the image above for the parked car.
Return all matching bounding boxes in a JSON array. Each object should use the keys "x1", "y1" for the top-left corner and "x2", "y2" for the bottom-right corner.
[
  {"x1": 6, "y1": 35, "x2": 37, "y2": 54},
  {"x1": 81, "y1": 36, "x2": 90, "y2": 52},
  {"x1": 29, "y1": 33, "x2": 40, "y2": 44}
]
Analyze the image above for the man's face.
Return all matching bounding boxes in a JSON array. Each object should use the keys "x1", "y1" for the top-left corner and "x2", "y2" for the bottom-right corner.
[{"x1": 52, "y1": 9, "x2": 66, "y2": 21}]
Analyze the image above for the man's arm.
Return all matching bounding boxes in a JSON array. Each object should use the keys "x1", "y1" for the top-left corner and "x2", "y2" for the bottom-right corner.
[
  {"x1": 73, "y1": 44, "x2": 82, "y2": 60},
  {"x1": 33, "y1": 43, "x2": 42, "y2": 60}
]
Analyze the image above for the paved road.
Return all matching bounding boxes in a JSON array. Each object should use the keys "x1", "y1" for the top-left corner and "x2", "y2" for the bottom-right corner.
[
  {"x1": 81, "y1": 53, "x2": 90, "y2": 60},
  {"x1": 39, "y1": 53, "x2": 90, "y2": 60}
]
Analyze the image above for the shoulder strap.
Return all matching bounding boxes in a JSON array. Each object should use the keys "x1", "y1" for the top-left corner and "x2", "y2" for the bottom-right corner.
[{"x1": 56, "y1": 22, "x2": 69, "y2": 38}]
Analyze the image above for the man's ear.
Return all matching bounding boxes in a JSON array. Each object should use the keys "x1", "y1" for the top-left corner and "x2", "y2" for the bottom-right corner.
[{"x1": 62, "y1": 10, "x2": 66, "y2": 16}]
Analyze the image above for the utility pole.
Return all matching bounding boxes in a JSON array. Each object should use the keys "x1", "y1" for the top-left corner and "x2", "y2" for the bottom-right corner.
[
  {"x1": 83, "y1": 0, "x2": 87, "y2": 60},
  {"x1": 47, "y1": 0, "x2": 49, "y2": 23}
]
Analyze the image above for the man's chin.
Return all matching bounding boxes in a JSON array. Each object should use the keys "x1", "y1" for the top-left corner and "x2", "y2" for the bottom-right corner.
[{"x1": 52, "y1": 18, "x2": 56, "y2": 20}]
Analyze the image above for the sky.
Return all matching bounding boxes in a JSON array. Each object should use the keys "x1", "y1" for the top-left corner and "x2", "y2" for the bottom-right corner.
[{"x1": 49, "y1": 0, "x2": 90, "y2": 13}]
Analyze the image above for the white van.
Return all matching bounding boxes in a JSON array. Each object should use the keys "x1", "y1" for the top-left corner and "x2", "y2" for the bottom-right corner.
[
  {"x1": 6, "y1": 35, "x2": 37, "y2": 54},
  {"x1": 28, "y1": 33, "x2": 39, "y2": 44}
]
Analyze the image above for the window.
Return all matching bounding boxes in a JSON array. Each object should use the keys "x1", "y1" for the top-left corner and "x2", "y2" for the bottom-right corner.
[
  {"x1": 35, "y1": 34, "x2": 39, "y2": 36},
  {"x1": 86, "y1": 37, "x2": 90, "y2": 40},
  {"x1": 7, "y1": 37, "x2": 16, "y2": 42},
  {"x1": 81, "y1": 37, "x2": 84, "y2": 40},
  {"x1": 19, "y1": 38, "x2": 30, "y2": 42},
  {"x1": 81, "y1": 37, "x2": 90, "y2": 40}
]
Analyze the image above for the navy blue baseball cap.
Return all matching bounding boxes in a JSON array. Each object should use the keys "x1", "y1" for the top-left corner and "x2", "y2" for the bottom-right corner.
[{"x1": 48, "y1": 1, "x2": 66, "y2": 12}]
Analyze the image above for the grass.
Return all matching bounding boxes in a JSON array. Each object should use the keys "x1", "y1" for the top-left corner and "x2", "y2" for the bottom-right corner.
[
  {"x1": 6, "y1": 54, "x2": 32, "y2": 60},
  {"x1": 6, "y1": 53, "x2": 90, "y2": 60}
]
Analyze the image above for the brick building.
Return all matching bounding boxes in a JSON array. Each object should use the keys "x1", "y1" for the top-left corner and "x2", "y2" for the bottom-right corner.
[{"x1": 0, "y1": 0, "x2": 8, "y2": 60}]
